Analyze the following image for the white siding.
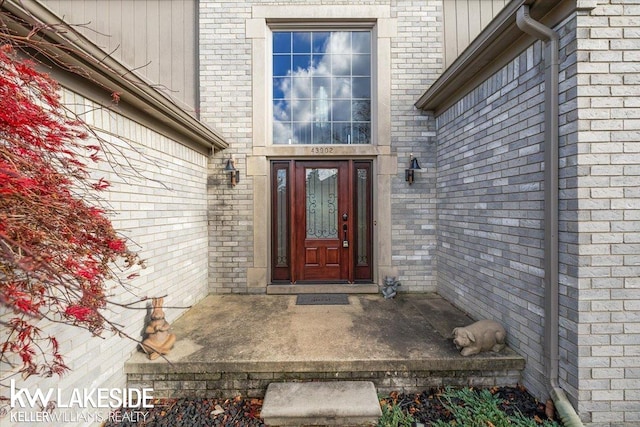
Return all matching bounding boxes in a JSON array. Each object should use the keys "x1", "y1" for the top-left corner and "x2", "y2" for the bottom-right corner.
[
  {"x1": 41, "y1": 0, "x2": 198, "y2": 112},
  {"x1": 443, "y1": 0, "x2": 508, "y2": 67}
]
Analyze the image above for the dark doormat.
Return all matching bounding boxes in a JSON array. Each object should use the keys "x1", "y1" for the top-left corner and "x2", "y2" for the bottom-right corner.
[{"x1": 296, "y1": 294, "x2": 349, "y2": 305}]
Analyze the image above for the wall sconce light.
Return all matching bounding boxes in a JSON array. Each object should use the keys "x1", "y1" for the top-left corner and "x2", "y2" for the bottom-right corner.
[
  {"x1": 405, "y1": 153, "x2": 421, "y2": 185},
  {"x1": 224, "y1": 157, "x2": 239, "y2": 186}
]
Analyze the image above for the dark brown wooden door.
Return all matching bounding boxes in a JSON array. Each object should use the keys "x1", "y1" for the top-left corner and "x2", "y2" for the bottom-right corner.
[
  {"x1": 271, "y1": 160, "x2": 372, "y2": 284},
  {"x1": 294, "y1": 161, "x2": 350, "y2": 282}
]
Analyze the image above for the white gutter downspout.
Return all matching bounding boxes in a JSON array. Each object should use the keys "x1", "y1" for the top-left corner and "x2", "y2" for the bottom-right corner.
[{"x1": 516, "y1": 6, "x2": 583, "y2": 427}]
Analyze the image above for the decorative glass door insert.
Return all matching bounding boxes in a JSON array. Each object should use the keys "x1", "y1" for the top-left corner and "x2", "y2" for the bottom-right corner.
[{"x1": 306, "y1": 168, "x2": 338, "y2": 239}]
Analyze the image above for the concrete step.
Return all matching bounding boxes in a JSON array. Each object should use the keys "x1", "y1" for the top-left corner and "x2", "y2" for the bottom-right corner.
[{"x1": 261, "y1": 381, "x2": 382, "y2": 426}]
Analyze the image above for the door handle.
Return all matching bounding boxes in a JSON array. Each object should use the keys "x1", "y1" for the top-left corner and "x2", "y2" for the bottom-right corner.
[{"x1": 342, "y1": 224, "x2": 349, "y2": 248}]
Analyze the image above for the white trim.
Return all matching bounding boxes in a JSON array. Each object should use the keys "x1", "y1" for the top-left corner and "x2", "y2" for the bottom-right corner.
[
  {"x1": 268, "y1": 21, "x2": 376, "y2": 30},
  {"x1": 252, "y1": 5, "x2": 391, "y2": 20}
]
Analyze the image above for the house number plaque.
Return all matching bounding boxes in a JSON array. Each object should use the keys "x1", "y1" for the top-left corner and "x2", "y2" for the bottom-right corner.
[{"x1": 310, "y1": 147, "x2": 335, "y2": 155}]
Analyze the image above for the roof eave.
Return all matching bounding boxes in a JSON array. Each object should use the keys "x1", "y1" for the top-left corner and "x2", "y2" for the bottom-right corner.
[
  {"x1": 2, "y1": 0, "x2": 228, "y2": 152},
  {"x1": 415, "y1": 0, "x2": 574, "y2": 115}
]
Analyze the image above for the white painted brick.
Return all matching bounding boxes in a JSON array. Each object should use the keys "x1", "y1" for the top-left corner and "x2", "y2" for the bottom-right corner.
[
  {"x1": 4, "y1": 89, "x2": 209, "y2": 426},
  {"x1": 592, "y1": 390, "x2": 624, "y2": 401}
]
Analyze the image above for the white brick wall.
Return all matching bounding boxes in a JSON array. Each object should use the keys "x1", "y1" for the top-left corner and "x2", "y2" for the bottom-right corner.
[
  {"x1": 390, "y1": 0, "x2": 441, "y2": 292},
  {"x1": 200, "y1": 0, "x2": 253, "y2": 293},
  {"x1": 200, "y1": 0, "x2": 443, "y2": 292},
  {"x1": 575, "y1": 1, "x2": 640, "y2": 425},
  {"x1": 3, "y1": 89, "x2": 209, "y2": 426}
]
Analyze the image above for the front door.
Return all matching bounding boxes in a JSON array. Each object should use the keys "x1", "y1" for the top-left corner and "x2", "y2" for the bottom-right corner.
[
  {"x1": 295, "y1": 161, "x2": 349, "y2": 282},
  {"x1": 271, "y1": 160, "x2": 372, "y2": 284}
]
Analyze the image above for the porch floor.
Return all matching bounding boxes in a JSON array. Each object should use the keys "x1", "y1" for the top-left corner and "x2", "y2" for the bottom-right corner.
[{"x1": 124, "y1": 293, "x2": 525, "y2": 398}]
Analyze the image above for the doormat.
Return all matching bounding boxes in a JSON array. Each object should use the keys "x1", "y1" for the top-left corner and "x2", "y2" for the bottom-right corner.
[{"x1": 296, "y1": 294, "x2": 349, "y2": 305}]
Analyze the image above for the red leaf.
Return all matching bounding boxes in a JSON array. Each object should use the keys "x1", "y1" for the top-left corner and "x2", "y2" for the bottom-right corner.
[
  {"x1": 92, "y1": 177, "x2": 110, "y2": 190},
  {"x1": 65, "y1": 305, "x2": 93, "y2": 322}
]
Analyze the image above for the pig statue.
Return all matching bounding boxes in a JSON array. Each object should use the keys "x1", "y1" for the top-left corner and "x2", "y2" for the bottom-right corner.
[{"x1": 452, "y1": 319, "x2": 506, "y2": 357}]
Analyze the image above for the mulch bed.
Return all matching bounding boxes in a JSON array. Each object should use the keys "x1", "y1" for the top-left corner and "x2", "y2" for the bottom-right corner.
[
  {"x1": 103, "y1": 385, "x2": 555, "y2": 426},
  {"x1": 383, "y1": 385, "x2": 555, "y2": 426}
]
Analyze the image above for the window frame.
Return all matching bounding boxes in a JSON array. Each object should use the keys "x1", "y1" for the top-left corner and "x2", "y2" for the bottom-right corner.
[{"x1": 267, "y1": 22, "x2": 376, "y2": 147}]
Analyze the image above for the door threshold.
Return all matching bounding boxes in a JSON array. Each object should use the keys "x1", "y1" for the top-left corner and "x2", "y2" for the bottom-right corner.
[{"x1": 267, "y1": 283, "x2": 378, "y2": 295}]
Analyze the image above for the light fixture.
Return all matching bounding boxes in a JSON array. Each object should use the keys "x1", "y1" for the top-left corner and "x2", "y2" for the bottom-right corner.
[
  {"x1": 224, "y1": 157, "x2": 239, "y2": 186},
  {"x1": 405, "y1": 153, "x2": 421, "y2": 185}
]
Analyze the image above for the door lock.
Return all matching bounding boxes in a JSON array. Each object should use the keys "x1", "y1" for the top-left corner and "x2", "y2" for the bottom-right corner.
[{"x1": 342, "y1": 223, "x2": 348, "y2": 247}]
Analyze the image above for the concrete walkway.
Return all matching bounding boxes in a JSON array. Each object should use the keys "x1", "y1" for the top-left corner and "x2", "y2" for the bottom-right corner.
[{"x1": 125, "y1": 293, "x2": 525, "y2": 398}]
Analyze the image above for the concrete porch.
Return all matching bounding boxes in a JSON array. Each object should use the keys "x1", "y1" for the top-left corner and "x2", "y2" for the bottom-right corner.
[{"x1": 125, "y1": 293, "x2": 525, "y2": 399}]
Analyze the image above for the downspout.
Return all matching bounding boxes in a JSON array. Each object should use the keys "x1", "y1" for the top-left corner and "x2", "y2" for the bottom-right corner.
[{"x1": 516, "y1": 6, "x2": 583, "y2": 427}]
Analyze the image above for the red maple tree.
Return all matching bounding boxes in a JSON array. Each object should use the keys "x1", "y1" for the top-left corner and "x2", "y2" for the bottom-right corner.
[{"x1": 0, "y1": 44, "x2": 143, "y2": 379}]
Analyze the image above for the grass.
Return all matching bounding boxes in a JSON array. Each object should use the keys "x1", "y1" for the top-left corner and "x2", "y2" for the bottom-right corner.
[
  {"x1": 378, "y1": 397, "x2": 415, "y2": 427},
  {"x1": 378, "y1": 387, "x2": 562, "y2": 427}
]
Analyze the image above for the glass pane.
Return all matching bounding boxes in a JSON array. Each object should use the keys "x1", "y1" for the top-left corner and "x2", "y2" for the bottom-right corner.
[
  {"x1": 306, "y1": 168, "x2": 338, "y2": 238},
  {"x1": 356, "y1": 168, "x2": 368, "y2": 265},
  {"x1": 273, "y1": 55, "x2": 291, "y2": 77},
  {"x1": 293, "y1": 122, "x2": 311, "y2": 144},
  {"x1": 352, "y1": 123, "x2": 371, "y2": 144},
  {"x1": 331, "y1": 54, "x2": 351, "y2": 76},
  {"x1": 273, "y1": 119, "x2": 292, "y2": 145},
  {"x1": 313, "y1": 78, "x2": 330, "y2": 96},
  {"x1": 313, "y1": 89, "x2": 330, "y2": 123},
  {"x1": 332, "y1": 123, "x2": 351, "y2": 144},
  {"x1": 352, "y1": 77, "x2": 370, "y2": 99},
  {"x1": 292, "y1": 99, "x2": 311, "y2": 122},
  {"x1": 352, "y1": 54, "x2": 371, "y2": 76},
  {"x1": 293, "y1": 54, "x2": 312, "y2": 71},
  {"x1": 276, "y1": 169, "x2": 288, "y2": 266},
  {"x1": 273, "y1": 100, "x2": 291, "y2": 121},
  {"x1": 313, "y1": 122, "x2": 331, "y2": 144},
  {"x1": 293, "y1": 32, "x2": 311, "y2": 53},
  {"x1": 332, "y1": 77, "x2": 351, "y2": 99},
  {"x1": 328, "y1": 32, "x2": 350, "y2": 53},
  {"x1": 273, "y1": 32, "x2": 292, "y2": 53},
  {"x1": 352, "y1": 100, "x2": 370, "y2": 121},
  {"x1": 292, "y1": 77, "x2": 311, "y2": 98},
  {"x1": 352, "y1": 32, "x2": 371, "y2": 53},
  {"x1": 332, "y1": 100, "x2": 351, "y2": 121},
  {"x1": 312, "y1": 54, "x2": 330, "y2": 75},
  {"x1": 313, "y1": 32, "x2": 330, "y2": 53},
  {"x1": 273, "y1": 77, "x2": 290, "y2": 99}
]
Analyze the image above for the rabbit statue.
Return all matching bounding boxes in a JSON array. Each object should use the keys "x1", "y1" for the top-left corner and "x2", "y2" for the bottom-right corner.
[{"x1": 141, "y1": 297, "x2": 176, "y2": 360}]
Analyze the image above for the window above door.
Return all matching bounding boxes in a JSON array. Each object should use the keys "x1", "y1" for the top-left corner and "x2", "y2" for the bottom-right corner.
[
  {"x1": 247, "y1": 5, "x2": 394, "y2": 154},
  {"x1": 272, "y1": 30, "x2": 372, "y2": 145}
]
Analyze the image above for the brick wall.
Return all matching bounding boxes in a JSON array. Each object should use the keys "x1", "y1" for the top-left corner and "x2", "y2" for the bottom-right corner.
[
  {"x1": 128, "y1": 368, "x2": 522, "y2": 400},
  {"x1": 390, "y1": 1, "x2": 441, "y2": 292},
  {"x1": 574, "y1": 1, "x2": 640, "y2": 425},
  {"x1": 435, "y1": 2, "x2": 640, "y2": 424},
  {"x1": 434, "y1": 12, "x2": 579, "y2": 416},
  {"x1": 200, "y1": 0, "x2": 443, "y2": 292},
  {"x1": 200, "y1": 0, "x2": 254, "y2": 293},
  {"x1": 2, "y1": 89, "x2": 210, "y2": 426}
]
